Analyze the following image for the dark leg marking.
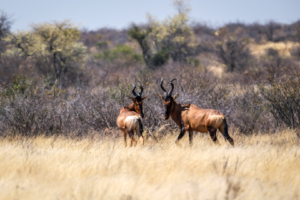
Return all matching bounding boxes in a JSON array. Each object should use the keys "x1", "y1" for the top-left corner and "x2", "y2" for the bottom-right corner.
[
  {"x1": 136, "y1": 118, "x2": 143, "y2": 137},
  {"x1": 137, "y1": 118, "x2": 144, "y2": 145},
  {"x1": 175, "y1": 120, "x2": 186, "y2": 144},
  {"x1": 220, "y1": 119, "x2": 234, "y2": 146},
  {"x1": 207, "y1": 126, "x2": 219, "y2": 144},
  {"x1": 188, "y1": 130, "x2": 193, "y2": 146}
]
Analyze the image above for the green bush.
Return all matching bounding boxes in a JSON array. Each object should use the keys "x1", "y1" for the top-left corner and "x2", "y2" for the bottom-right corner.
[
  {"x1": 93, "y1": 45, "x2": 143, "y2": 63},
  {"x1": 150, "y1": 50, "x2": 169, "y2": 67},
  {"x1": 95, "y1": 41, "x2": 108, "y2": 49}
]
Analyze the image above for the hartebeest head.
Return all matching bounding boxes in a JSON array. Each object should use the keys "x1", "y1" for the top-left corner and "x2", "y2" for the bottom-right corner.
[
  {"x1": 158, "y1": 78, "x2": 179, "y2": 120},
  {"x1": 131, "y1": 82, "x2": 148, "y2": 118}
]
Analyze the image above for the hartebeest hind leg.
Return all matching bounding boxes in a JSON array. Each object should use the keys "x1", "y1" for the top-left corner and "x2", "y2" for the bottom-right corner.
[
  {"x1": 219, "y1": 119, "x2": 234, "y2": 146},
  {"x1": 207, "y1": 126, "x2": 220, "y2": 145},
  {"x1": 136, "y1": 132, "x2": 144, "y2": 145},
  {"x1": 188, "y1": 130, "x2": 193, "y2": 146},
  {"x1": 127, "y1": 130, "x2": 137, "y2": 147},
  {"x1": 122, "y1": 130, "x2": 128, "y2": 147},
  {"x1": 135, "y1": 129, "x2": 144, "y2": 145}
]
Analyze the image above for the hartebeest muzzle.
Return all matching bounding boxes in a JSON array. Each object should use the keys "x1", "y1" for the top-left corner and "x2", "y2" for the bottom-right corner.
[{"x1": 164, "y1": 104, "x2": 170, "y2": 120}]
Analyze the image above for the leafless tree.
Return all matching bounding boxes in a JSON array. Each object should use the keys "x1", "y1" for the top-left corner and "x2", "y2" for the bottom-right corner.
[
  {"x1": 216, "y1": 38, "x2": 252, "y2": 72},
  {"x1": 260, "y1": 21, "x2": 281, "y2": 42}
]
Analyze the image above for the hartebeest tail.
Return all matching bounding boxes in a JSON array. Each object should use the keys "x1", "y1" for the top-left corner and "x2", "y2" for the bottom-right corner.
[
  {"x1": 157, "y1": 78, "x2": 234, "y2": 146},
  {"x1": 117, "y1": 82, "x2": 148, "y2": 147},
  {"x1": 123, "y1": 116, "x2": 144, "y2": 146},
  {"x1": 223, "y1": 119, "x2": 232, "y2": 143}
]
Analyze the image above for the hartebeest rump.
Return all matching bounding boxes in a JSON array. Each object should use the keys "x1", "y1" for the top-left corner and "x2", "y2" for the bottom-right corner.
[
  {"x1": 157, "y1": 78, "x2": 234, "y2": 146},
  {"x1": 117, "y1": 82, "x2": 148, "y2": 147}
]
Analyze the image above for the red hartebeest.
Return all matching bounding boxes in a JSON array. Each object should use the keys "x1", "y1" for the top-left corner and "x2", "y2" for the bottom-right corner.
[
  {"x1": 157, "y1": 78, "x2": 234, "y2": 146},
  {"x1": 117, "y1": 82, "x2": 148, "y2": 147}
]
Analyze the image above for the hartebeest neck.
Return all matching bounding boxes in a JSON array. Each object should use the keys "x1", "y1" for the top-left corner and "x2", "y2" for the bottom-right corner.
[
  {"x1": 169, "y1": 101, "x2": 184, "y2": 127},
  {"x1": 127, "y1": 102, "x2": 138, "y2": 113}
]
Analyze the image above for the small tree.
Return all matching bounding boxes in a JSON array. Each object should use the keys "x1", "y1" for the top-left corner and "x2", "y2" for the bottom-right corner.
[
  {"x1": 128, "y1": 0, "x2": 197, "y2": 68},
  {"x1": 148, "y1": 0, "x2": 197, "y2": 66},
  {"x1": 0, "y1": 11, "x2": 13, "y2": 53},
  {"x1": 5, "y1": 21, "x2": 86, "y2": 81},
  {"x1": 128, "y1": 24, "x2": 152, "y2": 67},
  {"x1": 32, "y1": 21, "x2": 86, "y2": 80}
]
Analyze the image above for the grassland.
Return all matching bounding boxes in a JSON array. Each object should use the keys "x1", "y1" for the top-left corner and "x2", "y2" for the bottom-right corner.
[{"x1": 0, "y1": 129, "x2": 300, "y2": 200}]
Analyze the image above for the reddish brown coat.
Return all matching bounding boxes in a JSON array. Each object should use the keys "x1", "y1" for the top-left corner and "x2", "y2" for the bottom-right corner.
[
  {"x1": 117, "y1": 83, "x2": 147, "y2": 147},
  {"x1": 158, "y1": 78, "x2": 234, "y2": 146}
]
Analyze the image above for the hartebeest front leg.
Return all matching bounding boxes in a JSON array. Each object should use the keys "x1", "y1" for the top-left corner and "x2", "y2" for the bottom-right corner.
[
  {"x1": 136, "y1": 132, "x2": 144, "y2": 145},
  {"x1": 139, "y1": 136, "x2": 144, "y2": 145},
  {"x1": 175, "y1": 121, "x2": 186, "y2": 145}
]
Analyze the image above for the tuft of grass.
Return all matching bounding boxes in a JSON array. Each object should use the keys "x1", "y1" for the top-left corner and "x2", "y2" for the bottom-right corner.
[{"x1": 0, "y1": 129, "x2": 299, "y2": 200}]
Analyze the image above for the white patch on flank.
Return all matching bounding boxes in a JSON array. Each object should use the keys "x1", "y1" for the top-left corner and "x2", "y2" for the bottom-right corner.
[{"x1": 124, "y1": 116, "x2": 140, "y2": 130}]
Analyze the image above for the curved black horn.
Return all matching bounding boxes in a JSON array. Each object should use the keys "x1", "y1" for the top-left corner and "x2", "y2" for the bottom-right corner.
[
  {"x1": 131, "y1": 83, "x2": 138, "y2": 97},
  {"x1": 160, "y1": 78, "x2": 168, "y2": 97},
  {"x1": 169, "y1": 78, "x2": 177, "y2": 96},
  {"x1": 137, "y1": 82, "x2": 143, "y2": 96}
]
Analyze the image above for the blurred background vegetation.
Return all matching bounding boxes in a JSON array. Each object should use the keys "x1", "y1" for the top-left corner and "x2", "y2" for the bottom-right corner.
[{"x1": 1, "y1": 0, "x2": 300, "y2": 137}]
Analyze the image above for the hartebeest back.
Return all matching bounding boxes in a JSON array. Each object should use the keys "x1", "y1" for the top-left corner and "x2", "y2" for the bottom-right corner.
[
  {"x1": 117, "y1": 82, "x2": 148, "y2": 147},
  {"x1": 157, "y1": 78, "x2": 234, "y2": 146}
]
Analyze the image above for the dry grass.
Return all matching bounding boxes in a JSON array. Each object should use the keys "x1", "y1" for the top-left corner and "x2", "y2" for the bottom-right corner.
[
  {"x1": 207, "y1": 64, "x2": 225, "y2": 78},
  {"x1": 0, "y1": 129, "x2": 300, "y2": 200},
  {"x1": 249, "y1": 41, "x2": 300, "y2": 57}
]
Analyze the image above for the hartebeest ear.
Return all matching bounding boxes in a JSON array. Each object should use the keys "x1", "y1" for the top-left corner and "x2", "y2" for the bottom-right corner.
[
  {"x1": 173, "y1": 93, "x2": 179, "y2": 100},
  {"x1": 156, "y1": 93, "x2": 164, "y2": 100},
  {"x1": 131, "y1": 97, "x2": 137, "y2": 102},
  {"x1": 141, "y1": 95, "x2": 148, "y2": 101}
]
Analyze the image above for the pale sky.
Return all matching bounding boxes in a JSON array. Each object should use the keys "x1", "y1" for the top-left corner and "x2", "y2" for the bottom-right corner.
[{"x1": 1, "y1": 0, "x2": 300, "y2": 32}]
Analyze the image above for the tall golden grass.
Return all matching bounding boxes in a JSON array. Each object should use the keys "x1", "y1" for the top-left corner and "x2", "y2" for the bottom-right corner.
[{"x1": 0, "y1": 129, "x2": 299, "y2": 200}]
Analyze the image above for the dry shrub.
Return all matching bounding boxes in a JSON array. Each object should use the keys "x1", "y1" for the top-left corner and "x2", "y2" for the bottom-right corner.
[
  {"x1": 0, "y1": 75, "x2": 84, "y2": 137},
  {"x1": 291, "y1": 46, "x2": 300, "y2": 58},
  {"x1": 72, "y1": 88, "x2": 121, "y2": 131},
  {"x1": 259, "y1": 74, "x2": 300, "y2": 129},
  {"x1": 229, "y1": 87, "x2": 267, "y2": 134},
  {"x1": 216, "y1": 38, "x2": 253, "y2": 72},
  {"x1": 0, "y1": 65, "x2": 298, "y2": 138}
]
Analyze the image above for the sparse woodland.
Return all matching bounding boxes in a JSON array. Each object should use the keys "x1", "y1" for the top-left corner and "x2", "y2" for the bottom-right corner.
[
  {"x1": 1, "y1": 8, "x2": 300, "y2": 137},
  {"x1": 0, "y1": 1, "x2": 300, "y2": 198}
]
